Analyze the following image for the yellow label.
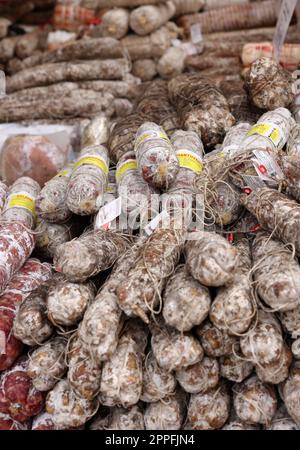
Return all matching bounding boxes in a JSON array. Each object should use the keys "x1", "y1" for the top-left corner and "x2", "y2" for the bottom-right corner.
[
  {"x1": 55, "y1": 169, "x2": 70, "y2": 178},
  {"x1": 74, "y1": 156, "x2": 108, "y2": 174},
  {"x1": 247, "y1": 123, "x2": 281, "y2": 146},
  {"x1": 105, "y1": 185, "x2": 115, "y2": 193},
  {"x1": 7, "y1": 194, "x2": 36, "y2": 216},
  {"x1": 176, "y1": 151, "x2": 203, "y2": 174},
  {"x1": 116, "y1": 160, "x2": 138, "y2": 181},
  {"x1": 135, "y1": 130, "x2": 169, "y2": 148}
]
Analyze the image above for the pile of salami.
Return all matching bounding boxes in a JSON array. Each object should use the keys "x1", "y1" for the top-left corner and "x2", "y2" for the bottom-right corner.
[
  {"x1": 0, "y1": 50, "x2": 300, "y2": 431},
  {"x1": 1, "y1": 0, "x2": 300, "y2": 432},
  {"x1": 0, "y1": 0, "x2": 299, "y2": 128}
]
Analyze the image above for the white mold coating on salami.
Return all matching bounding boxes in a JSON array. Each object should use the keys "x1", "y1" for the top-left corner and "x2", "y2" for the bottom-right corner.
[
  {"x1": 141, "y1": 352, "x2": 176, "y2": 403},
  {"x1": 150, "y1": 319, "x2": 203, "y2": 372},
  {"x1": 163, "y1": 266, "x2": 211, "y2": 332},
  {"x1": 233, "y1": 375, "x2": 277, "y2": 426},
  {"x1": 240, "y1": 310, "x2": 284, "y2": 367},
  {"x1": 176, "y1": 356, "x2": 219, "y2": 394},
  {"x1": 220, "y1": 351, "x2": 253, "y2": 383},
  {"x1": 99, "y1": 334, "x2": 143, "y2": 408},
  {"x1": 185, "y1": 231, "x2": 238, "y2": 287},
  {"x1": 27, "y1": 336, "x2": 67, "y2": 391},
  {"x1": 186, "y1": 384, "x2": 230, "y2": 430},
  {"x1": 46, "y1": 379, "x2": 97, "y2": 429},
  {"x1": 47, "y1": 280, "x2": 96, "y2": 326},
  {"x1": 144, "y1": 390, "x2": 186, "y2": 430},
  {"x1": 13, "y1": 284, "x2": 54, "y2": 346},
  {"x1": 251, "y1": 232, "x2": 300, "y2": 312},
  {"x1": 209, "y1": 238, "x2": 254, "y2": 335},
  {"x1": 117, "y1": 226, "x2": 185, "y2": 324},
  {"x1": 54, "y1": 230, "x2": 131, "y2": 282},
  {"x1": 195, "y1": 320, "x2": 238, "y2": 357},
  {"x1": 67, "y1": 334, "x2": 102, "y2": 400}
]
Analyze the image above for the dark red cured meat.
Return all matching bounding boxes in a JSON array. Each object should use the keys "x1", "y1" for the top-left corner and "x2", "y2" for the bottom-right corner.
[
  {"x1": 0, "y1": 223, "x2": 35, "y2": 295},
  {"x1": 0, "y1": 357, "x2": 45, "y2": 422},
  {"x1": 0, "y1": 259, "x2": 52, "y2": 371},
  {"x1": 0, "y1": 412, "x2": 30, "y2": 430}
]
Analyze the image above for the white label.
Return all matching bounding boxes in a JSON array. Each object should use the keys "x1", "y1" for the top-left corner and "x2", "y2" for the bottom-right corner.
[
  {"x1": 241, "y1": 175, "x2": 265, "y2": 193},
  {"x1": 251, "y1": 149, "x2": 283, "y2": 182},
  {"x1": 190, "y1": 24, "x2": 202, "y2": 45},
  {"x1": 144, "y1": 210, "x2": 169, "y2": 236},
  {"x1": 0, "y1": 331, "x2": 6, "y2": 355},
  {"x1": 272, "y1": 0, "x2": 298, "y2": 61},
  {"x1": 95, "y1": 197, "x2": 122, "y2": 231}
]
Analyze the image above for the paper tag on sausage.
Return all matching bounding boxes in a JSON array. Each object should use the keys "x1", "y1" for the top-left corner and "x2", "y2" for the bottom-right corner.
[
  {"x1": 135, "y1": 129, "x2": 170, "y2": 148},
  {"x1": 74, "y1": 155, "x2": 109, "y2": 174},
  {"x1": 95, "y1": 197, "x2": 122, "y2": 231},
  {"x1": 116, "y1": 159, "x2": 138, "y2": 181},
  {"x1": 272, "y1": 0, "x2": 298, "y2": 61},
  {"x1": 144, "y1": 210, "x2": 170, "y2": 236},
  {"x1": 6, "y1": 192, "x2": 36, "y2": 216},
  {"x1": 241, "y1": 175, "x2": 265, "y2": 194},
  {"x1": 175, "y1": 150, "x2": 203, "y2": 174},
  {"x1": 246, "y1": 123, "x2": 285, "y2": 148},
  {"x1": 0, "y1": 331, "x2": 6, "y2": 355},
  {"x1": 190, "y1": 24, "x2": 202, "y2": 45},
  {"x1": 251, "y1": 149, "x2": 283, "y2": 182}
]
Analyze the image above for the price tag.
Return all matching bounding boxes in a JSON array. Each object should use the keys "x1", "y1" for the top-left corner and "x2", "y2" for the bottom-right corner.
[
  {"x1": 95, "y1": 197, "x2": 122, "y2": 230},
  {"x1": 144, "y1": 210, "x2": 169, "y2": 236},
  {"x1": 0, "y1": 331, "x2": 6, "y2": 355},
  {"x1": 272, "y1": 0, "x2": 298, "y2": 61},
  {"x1": 190, "y1": 24, "x2": 202, "y2": 45}
]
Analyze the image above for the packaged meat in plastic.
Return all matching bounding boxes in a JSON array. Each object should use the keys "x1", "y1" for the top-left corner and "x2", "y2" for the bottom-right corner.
[
  {"x1": 134, "y1": 122, "x2": 179, "y2": 190},
  {"x1": 0, "y1": 134, "x2": 67, "y2": 187},
  {"x1": 2, "y1": 176, "x2": 40, "y2": 229}
]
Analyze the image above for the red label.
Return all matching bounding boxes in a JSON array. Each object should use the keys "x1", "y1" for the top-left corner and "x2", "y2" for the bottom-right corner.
[
  {"x1": 227, "y1": 233, "x2": 234, "y2": 243},
  {"x1": 258, "y1": 164, "x2": 267, "y2": 174},
  {"x1": 242, "y1": 187, "x2": 252, "y2": 195},
  {"x1": 250, "y1": 224, "x2": 261, "y2": 232}
]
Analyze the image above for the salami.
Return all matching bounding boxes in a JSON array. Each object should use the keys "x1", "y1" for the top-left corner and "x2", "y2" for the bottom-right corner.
[
  {"x1": 35, "y1": 163, "x2": 73, "y2": 224},
  {"x1": 67, "y1": 334, "x2": 102, "y2": 400},
  {"x1": 0, "y1": 357, "x2": 45, "y2": 422},
  {"x1": 0, "y1": 258, "x2": 52, "y2": 371},
  {"x1": 54, "y1": 230, "x2": 131, "y2": 282},
  {"x1": 2, "y1": 177, "x2": 40, "y2": 228},
  {"x1": 117, "y1": 226, "x2": 185, "y2": 323},
  {"x1": 27, "y1": 336, "x2": 67, "y2": 391},
  {"x1": 134, "y1": 122, "x2": 179, "y2": 190}
]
